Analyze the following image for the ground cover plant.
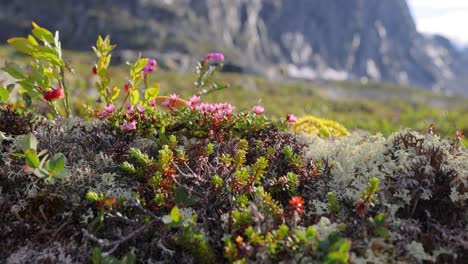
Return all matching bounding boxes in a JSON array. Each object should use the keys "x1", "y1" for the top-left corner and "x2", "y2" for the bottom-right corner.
[{"x1": 1, "y1": 23, "x2": 467, "y2": 263}]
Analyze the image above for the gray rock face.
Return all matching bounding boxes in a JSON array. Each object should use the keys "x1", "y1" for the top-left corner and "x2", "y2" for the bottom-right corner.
[{"x1": 0, "y1": 0, "x2": 467, "y2": 94}]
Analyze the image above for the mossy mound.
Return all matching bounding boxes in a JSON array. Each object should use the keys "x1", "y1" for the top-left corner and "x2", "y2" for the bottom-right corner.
[{"x1": 1, "y1": 117, "x2": 466, "y2": 263}]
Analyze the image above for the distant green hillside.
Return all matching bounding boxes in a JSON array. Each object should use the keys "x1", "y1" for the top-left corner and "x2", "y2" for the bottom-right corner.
[{"x1": 1, "y1": 45, "x2": 467, "y2": 144}]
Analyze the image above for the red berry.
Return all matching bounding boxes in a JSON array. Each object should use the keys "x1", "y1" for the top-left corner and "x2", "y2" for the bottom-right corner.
[
  {"x1": 43, "y1": 87, "x2": 63, "y2": 102},
  {"x1": 124, "y1": 83, "x2": 131, "y2": 92},
  {"x1": 92, "y1": 65, "x2": 98, "y2": 75}
]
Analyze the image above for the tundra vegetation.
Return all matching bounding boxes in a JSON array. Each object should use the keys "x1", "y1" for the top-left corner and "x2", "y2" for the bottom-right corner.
[{"x1": 0, "y1": 23, "x2": 467, "y2": 264}]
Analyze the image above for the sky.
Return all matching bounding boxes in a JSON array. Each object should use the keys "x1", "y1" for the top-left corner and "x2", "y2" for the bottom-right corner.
[{"x1": 407, "y1": 0, "x2": 468, "y2": 46}]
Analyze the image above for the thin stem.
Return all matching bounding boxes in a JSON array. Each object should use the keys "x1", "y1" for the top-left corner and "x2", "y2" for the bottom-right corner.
[
  {"x1": 47, "y1": 101, "x2": 60, "y2": 117},
  {"x1": 119, "y1": 92, "x2": 131, "y2": 112},
  {"x1": 60, "y1": 67, "x2": 71, "y2": 117}
]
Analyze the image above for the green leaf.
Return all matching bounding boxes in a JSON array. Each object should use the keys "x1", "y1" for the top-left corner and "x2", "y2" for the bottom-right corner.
[
  {"x1": 130, "y1": 90, "x2": 139, "y2": 105},
  {"x1": 111, "y1": 85, "x2": 120, "y2": 100},
  {"x1": 121, "y1": 253, "x2": 136, "y2": 264},
  {"x1": 33, "y1": 167, "x2": 49, "y2": 179},
  {"x1": 34, "y1": 46, "x2": 63, "y2": 66},
  {"x1": 90, "y1": 247, "x2": 102, "y2": 264},
  {"x1": 6, "y1": 84, "x2": 15, "y2": 93},
  {"x1": 54, "y1": 168, "x2": 70, "y2": 179},
  {"x1": 144, "y1": 85, "x2": 160, "y2": 101},
  {"x1": 24, "y1": 149, "x2": 40, "y2": 168},
  {"x1": 2, "y1": 62, "x2": 25, "y2": 79},
  {"x1": 86, "y1": 191, "x2": 100, "y2": 202},
  {"x1": 27, "y1": 35, "x2": 39, "y2": 45},
  {"x1": 174, "y1": 186, "x2": 189, "y2": 206},
  {"x1": 32, "y1": 21, "x2": 55, "y2": 44},
  {"x1": 39, "y1": 153, "x2": 49, "y2": 168},
  {"x1": 7, "y1": 37, "x2": 36, "y2": 54},
  {"x1": 23, "y1": 93, "x2": 32, "y2": 107},
  {"x1": 17, "y1": 80, "x2": 35, "y2": 92},
  {"x1": 0, "y1": 86, "x2": 9, "y2": 101},
  {"x1": 134, "y1": 58, "x2": 149, "y2": 74},
  {"x1": 170, "y1": 206, "x2": 181, "y2": 223},
  {"x1": 49, "y1": 153, "x2": 66, "y2": 173},
  {"x1": 21, "y1": 133, "x2": 37, "y2": 152}
]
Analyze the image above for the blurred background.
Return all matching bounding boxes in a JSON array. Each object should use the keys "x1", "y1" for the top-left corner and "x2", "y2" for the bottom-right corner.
[{"x1": 0, "y1": 0, "x2": 467, "y2": 138}]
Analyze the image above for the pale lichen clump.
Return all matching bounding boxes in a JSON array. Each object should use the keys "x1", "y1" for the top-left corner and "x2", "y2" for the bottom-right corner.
[{"x1": 300, "y1": 129, "x2": 467, "y2": 262}]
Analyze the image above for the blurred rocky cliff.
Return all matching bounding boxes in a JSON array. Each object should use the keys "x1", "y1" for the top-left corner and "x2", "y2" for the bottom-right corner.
[{"x1": 1, "y1": 0, "x2": 467, "y2": 94}]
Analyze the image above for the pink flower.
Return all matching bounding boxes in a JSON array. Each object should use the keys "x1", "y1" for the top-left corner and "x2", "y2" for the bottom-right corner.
[
  {"x1": 188, "y1": 95, "x2": 200, "y2": 109},
  {"x1": 22, "y1": 164, "x2": 33, "y2": 173},
  {"x1": 149, "y1": 99, "x2": 156, "y2": 107},
  {"x1": 100, "y1": 103, "x2": 115, "y2": 118},
  {"x1": 208, "y1": 130, "x2": 214, "y2": 137},
  {"x1": 124, "y1": 101, "x2": 132, "y2": 109},
  {"x1": 286, "y1": 114, "x2": 297, "y2": 123},
  {"x1": 142, "y1": 59, "x2": 157, "y2": 76},
  {"x1": 162, "y1": 99, "x2": 170, "y2": 107},
  {"x1": 137, "y1": 104, "x2": 145, "y2": 114},
  {"x1": 127, "y1": 106, "x2": 135, "y2": 115},
  {"x1": 203, "y1": 52, "x2": 224, "y2": 62},
  {"x1": 170, "y1": 93, "x2": 179, "y2": 102},
  {"x1": 196, "y1": 102, "x2": 234, "y2": 119},
  {"x1": 120, "y1": 120, "x2": 137, "y2": 131},
  {"x1": 252, "y1": 105, "x2": 265, "y2": 115}
]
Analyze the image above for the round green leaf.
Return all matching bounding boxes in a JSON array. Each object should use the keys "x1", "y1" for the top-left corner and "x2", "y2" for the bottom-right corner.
[
  {"x1": 130, "y1": 90, "x2": 140, "y2": 105},
  {"x1": 23, "y1": 93, "x2": 32, "y2": 107},
  {"x1": 0, "y1": 86, "x2": 9, "y2": 101}
]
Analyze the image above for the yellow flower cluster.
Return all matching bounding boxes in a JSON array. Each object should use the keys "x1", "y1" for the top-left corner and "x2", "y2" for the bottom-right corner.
[{"x1": 291, "y1": 115, "x2": 350, "y2": 137}]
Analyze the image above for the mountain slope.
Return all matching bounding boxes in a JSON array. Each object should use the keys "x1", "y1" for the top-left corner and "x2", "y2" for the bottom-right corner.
[{"x1": 0, "y1": 0, "x2": 466, "y2": 94}]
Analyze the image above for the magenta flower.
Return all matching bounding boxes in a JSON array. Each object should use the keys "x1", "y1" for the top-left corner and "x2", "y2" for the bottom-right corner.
[
  {"x1": 286, "y1": 114, "x2": 297, "y2": 123},
  {"x1": 124, "y1": 101, "x2": 132, "y2": 109},
  {"x1": 170, "y1": 93, "x2": 179, "y2": 102},
  {"x1": 162, "y1": 99, "x2": 170, "y2": 107},
  {"x1": 196, "y1": 102, "x2": 234, "y2": 119},
  {"x1": 203, "y1": 52, "x2": 224, "y2": 62},
  {"x1": 252, "y1": 105, "x2": 265, "y2": 115},
  {"x1": 142, "y1": 59, "x2": 157, "y2": 76},
  {"x1": 149, "y1": 99, "x2": 156, "y2": 107},
  {"x1": 137, "y1": 104, "x2": 145, "y2": 114},
  {"x1": 100, "y1": 103, "x2": 115, "y2": 118},
  {"x1": 127, "y1": 106, "x2": 135, "y2": 115},
  {"x1": 120, "y1": 120, "x2": 137, "y2": 131},
  {"x1": 188, "y1": 95, "x2": 201, "y2": 109}
]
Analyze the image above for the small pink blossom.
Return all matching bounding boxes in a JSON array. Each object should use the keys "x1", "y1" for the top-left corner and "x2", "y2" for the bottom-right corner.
[
  {"x1": 149, "y1": 99, "x2": 156, "y2": 107},
  {"x1": 100, "y1": 103, "x2": 115, "y2": 118},
  {"x1": 162, "y1": 99, "x2": 170, "y2": 107},
  {"x1": 120, "y1": 120, "x2": 137, "y2": 131},
  {"x1": 169, "y1": 93, "x2": 179, "y2": 104},
  {"x1": 127, "y1": 106, "x2": 135, "y2": 115},
  {"x1": 196, "y1": 102, "x2": 234, "y2": 119},
  {"x1": 188, "y1": 95, "x2": 201, "y2": 109},
  {"x1": 22, "y1": 164, "x2": 33, "y2": 173},
  {"x1": 137, "y1": 104, "x2": 145, "y2": 114},
  {"x1": 208, "y1": 130, "x2": 214, "y2": 137},
  {"x1": 142, "y1": 59, "x2": 157, "y2": 76},
  {"x1": 286, "y1": 114, "x2": 297, "y2": 123},
  {"x1": 203, "y1": 52, "x2": 224, "y2": 62},
  {"x1": 252, "y1": 105, "x2": 264, "y2": 115},
  {"x1": 124, "y1": 101, "x2": 132, "y2": 109}
]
